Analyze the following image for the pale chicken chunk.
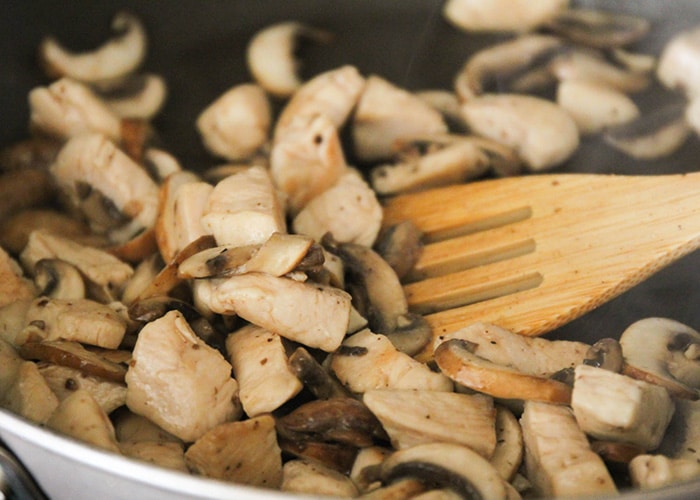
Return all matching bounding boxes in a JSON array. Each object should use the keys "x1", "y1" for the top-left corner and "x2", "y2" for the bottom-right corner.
[
  {"x1": 331, "y1": 329, "x2": 453, "y2": 393},
  {"x1": 206, "y1": 272, "x2": 352, "y2": 352},
  {"x1": 125, "y1": 310, "x2": 241, "y2": 442},
  {"x1": 1, "y1": 360, "x2": 59, "y2": 424},
  {"x1": 226, "y1": 325, "x2": 303, "y2": 417},
  {"x1": 172, "y1": 181, "x2": 214, "y2": 256},
  {"x1": 292, "y1": 169, "x2": 383, "y2": 247},
  {"x1": 201, "y1": 166, "x2": 286, "y2": 247},
  {"x1": 0, "y1": 246, "x2": 35, "y2": 308}
]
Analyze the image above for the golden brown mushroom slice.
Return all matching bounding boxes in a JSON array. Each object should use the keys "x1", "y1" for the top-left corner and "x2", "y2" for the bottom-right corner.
[
  {"x1": 19, "y1": 339, "x2": 127, "y2": 383},
  {"x1": 185, "y1": 415, "x2": 282, "y2": 489},
  {"x1": 490, "y1": 406, "x2": 523, "y2": 482},
  {"x1": 281, "y1": 459, "x2": 359, "y2": 497},
  {"x1": 434, "y1": 339, "x2": 573, "y2": 404}
]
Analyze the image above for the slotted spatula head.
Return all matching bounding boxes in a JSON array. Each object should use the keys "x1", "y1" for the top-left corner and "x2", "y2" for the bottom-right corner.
[{"x1": 382, "y1": 172, "x2": 700, "y2": 359}]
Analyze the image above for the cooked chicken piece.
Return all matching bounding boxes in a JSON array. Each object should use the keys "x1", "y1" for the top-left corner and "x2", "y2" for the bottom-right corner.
[
  {"x1": 571, "y1": 364, "x2": 674, "y2": 450},
  {"x1": 21, "y1": 230, "x2": 134, "y2": 302},
  {"x1": 119, "y1": 441, "x2": 187, "y2": 472},
  {"x1": 0, "y1": 300, "x2": 32, "y2": 347},
  {"x1": 154, "y1": 170, "x2": 201, "y2": 263},
  {"x1": 330, "y1": 329, "x2": 453, "y2": 393},
  {"x1": 0, "y1": 247, "x2": 36, "y2": 308},
  {"x1": 1, "y1": 360, "x2": 59, "y2": 424},
  {"x1": 270, "y1": 113, "x2": 348, "y2": 214},
  {"x1": 281, "y1": 459, "x2": 359, "y2": 497},
  {"x1": 434, "y1": 322, "x2": 588, "y2": 377},
  {"x1": 18, "y1": 297, "x2": 127, "y2": 349},
  {"x1": 49, "y1": 133, "x2": 159, "y2": 243},
  {"x1": 201, "y1": 165, "x2": 286, "y2": 247},
  {"x1": 113, "y1": 408, "x2": 182, "y2": 444},
  {"x1": 352, "y1": 75, "x2": 448, "y2": 162},
  {"x1": 125, "y1": 310, "x2": 241, "y2": 442},
  {"x1": 226, "y1": 325, "x2": 303, "y2": 417},
  {"x1": 363, "y1": 389, "x2": 496, "y2": 457},
  {"x1": 205, "y1": 272, "x2": 351, "y2": 352},
  {"x1": 172, "y1": 181, "x2": 214, "y2": 256},
  {"x1": 185, "y1": 415, "x2": 282, "y2": 488},
  {"x1": 46, "y1": 388, "x2": 121, "y2": 453},
  {"x1": 292, "y1": 168, "x2": 383, "y2": 248},
  {"x1": 520, "y1": 401, "x2": 617, "y2": 497},
  {"x1": 0, "y1": 339, "x2": 22, "y2": 396},
  {"x1": 274, "y1": 65, "x2": 366, "y2": 139},
  {"x1": 38, "y1": 362, "x2": 127, "y2": 414}
]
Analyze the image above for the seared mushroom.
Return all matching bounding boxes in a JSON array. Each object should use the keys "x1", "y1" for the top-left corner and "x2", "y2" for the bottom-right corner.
[
  {"x1": 287, "y1": 347, "x2": 351, "y2": 400},
  {"x1": 196, "y1": 83, "x2": 271, "y2": 161},
  {"x1": 374, "y1": 221, "x2": 424, "y2": 281},
  {"x1": 352, "y1": 75, "x2": 448, "y2": 162},
  {"x1": 281, "y1": 459, "x2": 359, "y2": 497},
  {"x1": 362, "y1": 389, "x2": 497, "y2": 458},
  {"x1": 549, "y1": 49, "x2": 651, "y2": 93},
  {"x1": 544, "y1": 8, "x2": 651, "y2": 49},
  {"x1": 39, "y1": 11, "x2": 147, "y2": 83},
  {"x1": 443, "y1": 0, "x2": 569, "y2": 33},
  {"x1": 246, "y1": 21, "x2": 333, "y2": 99},
  {"x1": 185, "y1": 416, "x2": 283, "y2": 488},
  {"x1": 620, "y1": 317, "x2": 700, "y2": 399},
  {"x1": 603, "y1": 102, "x2": 691, "y2": 160},
  {"x1": 460, "y1": 94, "x2": 579, "y2": 171},
  {"x1": 490, "y1": 406, "x2": 523, "y2": 482},
  {"x1": 571, "y1": 364, "x2": 675, "y2": 450},
  {"x1": 520, "y1": 401, "x2": 617, "y2": 497},
  {"x1": 33, "y1": 258, "x2": 85, "y2": 300},
  {"x1": 0, "y1": 169, "x2": 56, "y2": 223},
  {"x1": 226, "y1": 324, "x2": 302, "y2": 416},
  {"x1": 583, "y1": 337, "x2": 624, "y2": 373},
  {"x1": 95, "y1": 73, "x2": 167, "y2": 120},
  {"x1": 376, "y1": 442, "x2": 509, "y2": 499}
]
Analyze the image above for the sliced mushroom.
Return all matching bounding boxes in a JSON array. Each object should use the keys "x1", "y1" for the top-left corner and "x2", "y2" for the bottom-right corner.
[
  {"x1": 620, "y1": 317, "x2": 700, "y2": 399},
  {"x1": 352, "y1": 75, "x2": 448, "y2": 163},
  {"x1": 246, "y1": 21, "x2": 333, "y2": 99},
  {"x1": 94, "y1": 73, "x2": 167, "y2": 120},
  {"x1": 38, "y1": 362, "x2": 126, "y2": 414},
  {"x1": 549, "y1": 48, "x2": 651, "y2": 93},
  {"x1": 416, "y1": 90, "x2": 468, "y2": 131},
  {"x1": 583, "y1": 337, "x2": 624, "y2": 373},
  {"x1": 460, "y1": 93, "x2": 579, "y2": 171},
  {"x1": 0, "y1": 137, "x2": 62, "y2": 173},
  {"x1": 274, "y1": 65, "x2": 366, "y2": 140},
  {"x1": 520, "y1": 401, "x2": 617, "y2": 497},
  {"x1": 185, "y1": 415, "x2": 282, "y2": 488},
  {"x1": 556, "y1": 79, "x2": 640, "y2": 135},
  {"x1": 362, "y1": 389, "x2": 497, "y2": 458},
  {"x1": 443, "y1": 0, "x2": 569, "y2": 33},
  {"x1": 434, "y1": 339, "x2": 573, "y2": 404},
  {"x1": 142, "y1": 147, "x2": 182, "y2": 182},
  {"x1": 225, "y1": 324, "x2": 302, "y2": 417},
  {"x1": 19, "y1": 339, "x2": 127, "y2": 383},
  {"x1": 49, "y1": 133, "x2": 159, "y2": 243},
  {"x1": 281, "y1": 459, "x2": 359, "y2": 497},
  {"x1": 201, "y1": 165, "x2": 286, "y2": 247},
  {"x1": 376, "y1": 442, "x2": 509, "y2": 499},
  {"x1": 603, "y1": 102, "x2": 691, "y2": 160},
  {"x1": 454, "y1": 34, "x2": 564, "y2": 101},
  {"x1": 196, "y1": 83, "x2": 271, "y2": 161},
  {"x1": 125, "y1": 310, "x2": 241, "y2": 442},
  {"x1": 571, "y1": 364, "x2": 674, "y2": 450},
  {"x1": 490, "y1": 406, "x2": 523, "y2": 482},
  {"x1": 350, "y1": 446, "x2": 393, "y2": 493},
  {"x1": 204, "y1": 272, "x2": 351, "y2": 353},
  {"x1": 287, "y1": 347, "x2": 351, "y2": 400},
  {"x1": 0, "y1": 360, "x2": 59, "y2": 424},
  {"x1": 120, "y1": 253, "x2": 162, "y2": 305},
  {"x1": 33, "y1": 258, "x2": 85, "y2": 301},
  {"x1": 544, "y1": 8, "x2": 651, "y2": 49},
  {"x1": 39, "y1": 11, "x2": 146, "y2": 82},
  {"x1": 357, "y1": 479, "x2": 426, "y2": 499},
  {"x1": 330, "y1": 329, "x2": 452, "y2": 393},
  {"x1": 610, "y1": 48, "x2": 656, "y2": 74},
  {"x1": 589, "y1": 440, "x2": 645, "y2": 469},
  {"x1": 270, "y1": 113, "x2": 348, "y2": 214},
  {"x1": 292, "y1": 168, "x2": 383, "y2": 248},
  {"x1": 657, "y1": 24, "x2": 700, "y2": 98},
  {"x1": 29, "y1": 78, "x2": 122, "y2": 141},
  {"x1": 0, "y1": 169, "x2": 56, "y2": 223},
  {"x1": 374, "y1": 221, "x2": 424, "y2": 281}
]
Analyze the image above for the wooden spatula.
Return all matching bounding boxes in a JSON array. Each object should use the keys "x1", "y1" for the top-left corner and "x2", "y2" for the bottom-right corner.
[{"x1": 382, "y1": 172, "x2": 700, "y2": 356}]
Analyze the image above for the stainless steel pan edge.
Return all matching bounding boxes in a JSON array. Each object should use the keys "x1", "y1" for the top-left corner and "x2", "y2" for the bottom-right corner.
[{"x1": 2, "y1": 1, "x2": 700, "y2": 499}]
